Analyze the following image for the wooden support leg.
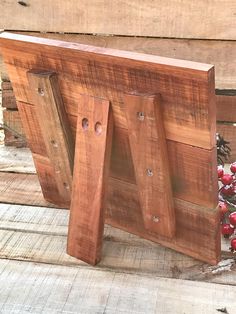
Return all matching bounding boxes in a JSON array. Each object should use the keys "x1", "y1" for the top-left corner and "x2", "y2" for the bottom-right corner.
[
  {"x1": 27, "y1": 70, "x2": 74, "y2": 207},
  {"x1": 124, "y1": 94, "x2": 175, "y2": 238},
  {"x1": 67, "y1": 95, "x2": 113, "y2": 265}
]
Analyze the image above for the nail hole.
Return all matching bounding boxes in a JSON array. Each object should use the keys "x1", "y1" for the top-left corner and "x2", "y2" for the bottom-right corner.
[
  {"x1": 95, "y1": 122, "x2": 102, "y2": 135},
  {"x1": 18, "y1": 1, "x2": 29, "y2": 7},
  {"x1": 146, "y1": 169, "x2": 153, "y2": 177},
  {"x1": 50, "y1": 140, "x2": 58, "y2": 148},
  {"x1": 37, "y1": 88, "x2": 44, "y2": 96},
  {"x1": 137, "y1": 112, "x2": 145, "y2": 121},
  {"x1": 63, "y1": 182, "x2": 69, "y2": 190},
  {"x1": 82, "y1": 118, "x2": 89, "y2": 130},
  {"x1": 152, "y1": 216, "x2": 160, "y2": 223}
]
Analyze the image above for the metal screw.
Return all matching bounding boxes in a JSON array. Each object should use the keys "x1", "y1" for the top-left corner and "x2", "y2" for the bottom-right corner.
[
  {"x1": 137, "y1": 112, "x2": 145, "y2": 121},
  {"x1": 146, "y1": 168, "x2": 153, "y2": 177},
  {"x1": 152, "y1": 216, "x2": 160, "y2": 223},
  {"x1": 37, "y1": 88, "x2": 45, "y2": 96}
]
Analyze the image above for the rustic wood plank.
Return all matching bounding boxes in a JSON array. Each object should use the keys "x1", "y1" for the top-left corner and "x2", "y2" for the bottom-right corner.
[
  {"x1": 1, "y1": 259, "x2": 236, "y2": 314},
  {"x1": 0, "y1": 1, "x2": 235, "y2": 40},
  {"x1": 0, "y1": 146, "x2": 35, "y2": 173},
  {"x1": 1, "y1": 33, "x2": 236, "y2": 89},
  {"x1": 0, "y1": 32, "x2": 216, "y2": 149},
  {"x1": 216, "y1": 95, "x2": 236, "y2": 122},
  {"x1": 27, "y1": 70, "x2": 74, "y2": 206},
  {"x1": 0, "y1": 172, "x2": 55, "y2": 207},
  {"x1": 124, "y1": 94, "x2": 175, "y2": 237},
  {"x1": 2, "y1": 109, "x2": 26, "y2": 147},
  {"x1": 1, "y1": 83, "x2": 17, "y2": 109},
  {"x1": 68, "y1": 95, "x2": 113, "y2": 265}
]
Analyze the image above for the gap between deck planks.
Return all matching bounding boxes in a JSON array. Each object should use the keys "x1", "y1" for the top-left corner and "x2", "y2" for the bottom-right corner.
[{"x1": 1, "y1": 259, "x2": 236, "y2": 314}]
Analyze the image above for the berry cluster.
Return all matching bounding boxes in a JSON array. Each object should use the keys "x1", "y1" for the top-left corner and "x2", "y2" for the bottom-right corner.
[{"x1": 218, "y1": 162, "x2": 236, "y2": 252}]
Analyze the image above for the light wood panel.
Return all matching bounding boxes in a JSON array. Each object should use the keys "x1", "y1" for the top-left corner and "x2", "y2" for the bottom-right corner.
[
  {"x1": 0, "y1": 1, "x2": 235, "y2": 40},
  {"x1": 1, "y1": 259, "x2": 236, "y2": 314}
]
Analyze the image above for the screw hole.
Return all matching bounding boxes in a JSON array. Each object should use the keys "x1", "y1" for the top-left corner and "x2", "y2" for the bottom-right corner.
[
  {"x1": 82, "y1": 118, "x2": 89, "y2": 130},
  {"x1": 37, "y1": 88, "x2": 44, "y2": 96},
  {"x1": 137, "y1": 112, "x2": 145, "y2": 121},
  {"x1": 63, "y1": 182, "x2": 69, "y2": 190},
  {"x1": 95, "y1": 122, "x2": 102, "y2": 135},
  {"x1": 152, "y1": 216, "x2": 160, "y2": 223},
  {"x1": 50, "y1": 140, "x2": 58, "y2": 148},
  {"x1": 146, "y1": 168, "x2": 153, "y2": 177}
]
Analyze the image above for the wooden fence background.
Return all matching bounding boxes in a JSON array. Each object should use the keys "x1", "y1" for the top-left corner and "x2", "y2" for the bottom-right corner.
[{"x1": 0, "y1": 0, "x2": 236, "y2": 159}]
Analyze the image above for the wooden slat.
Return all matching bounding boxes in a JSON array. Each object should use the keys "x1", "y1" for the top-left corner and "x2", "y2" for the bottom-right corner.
[
  {"x1": 27, "y1": 70, "x2": 74, "y2": 207},
  {"x1": 1, "y1": 83, "x2": 17, "y2": 109},
  {"x1": 0, "y1": 32, "x2": 216, "y2": 150},
  {"x1": 2, "y1": 109, "x2": 26, "y2": 147},
  {"x1": 1, "y1": 33, "x2": 236, "y2": 89},
  {"x1": 0, "y1": 1, "x2": 235, "y2": 40},
  {"x1": 124, "y1": 94, "x2": 175, "y2": 237},
  {"x1": 0, "y1": 172, "x2": 55, "y2": 208},
  {"x1": 1, "y1": 259, "x2": 236, "y2": 314},
  {"x1": 68, "y1": 95, "x2": 113, "y2": 265},
  {"x1": 216, "y1": 95, "x2": 236, "y2": 122}
]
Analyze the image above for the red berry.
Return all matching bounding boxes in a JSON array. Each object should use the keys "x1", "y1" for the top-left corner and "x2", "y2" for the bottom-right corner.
[
  {"x1": 230, "y1": 238, "x2": 236, "y2": 252},
  {"x1": 229, "y1": 212, "x2": 236, "y2": 226},
  {"x1": 221, "y1": 185, "x2": 234, "y2": 196},
  {"x1": 217, "y1": 166, "x2": 224, "y2": 178},
  {"x1": 219, "y1": 202, "x2": 228, "y2": 218},
  {"x1": 221, "y1": 174, "x2": 233, "y2": 185},
  {"x1": 230, "y1": 162, "x2": 236, "y2": 174},
  {"x1": 221, "y1": 223, "x2": 234, "y2": 237}
]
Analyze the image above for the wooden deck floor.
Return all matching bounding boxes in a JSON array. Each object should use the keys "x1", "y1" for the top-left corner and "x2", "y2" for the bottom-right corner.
[{"x1": 0, "y1": 146, "x2": 236, "y2": 313}]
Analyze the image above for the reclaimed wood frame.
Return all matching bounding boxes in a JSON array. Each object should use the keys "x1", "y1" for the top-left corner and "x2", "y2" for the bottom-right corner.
[{"x1": 0, "y1": 32, "x2": 219, "y2": 265}]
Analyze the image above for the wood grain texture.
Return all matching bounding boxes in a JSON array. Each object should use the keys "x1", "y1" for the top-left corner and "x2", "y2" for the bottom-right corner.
[
  {"x1": 1, "y1": 32, "x2": 236, "y2": 89},
  {"x1": 27, "y1": 71, "x2": 74, "y2": 206},
  {"x1": 68, "y1": 95, "x2": 113, "y2": 265},
  {"x1": 124, "y1": 94, "x2": 175, "y2": 237},
  {"x1": 0, "y1": 203, "x2": 232, "y2": 283},
  {"x1": 0, "y1": 32, "x2": 216, "y2": 150},
  {"x1": 216, "y1": 95, "x2": 236, "y2": 122},
  {"x1": 0, "y1": 1, "x2": 236, "y2": 40},
  {"x1": 1, "y1": 259, "x2": 236, "y2": 314},
  {"x1": 0, "y1": 33, "x2": 219, "y2": 264},
  {"x1": 2, "y1": 109, "x2": 26, "y2": 147},
  {"x1": 1, "y1": 81, "x2": 17, "y2": 108}
]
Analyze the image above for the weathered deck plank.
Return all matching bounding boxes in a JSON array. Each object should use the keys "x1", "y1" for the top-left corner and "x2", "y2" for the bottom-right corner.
[
  {"x1": 0, "y1": 203, "x2": 234, "y2": 284},
  {"x1": 0, "y1": 259, "x2": 235, "y2": 314}
]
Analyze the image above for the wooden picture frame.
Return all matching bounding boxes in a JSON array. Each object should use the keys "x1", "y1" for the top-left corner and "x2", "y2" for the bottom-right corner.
[{"x1": 0, "y1": 32, "x2": 219, "y2": 265}]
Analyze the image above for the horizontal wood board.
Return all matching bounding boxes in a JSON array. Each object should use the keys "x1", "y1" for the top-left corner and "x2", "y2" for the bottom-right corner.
[
  {"x1": 0, "y1": 1, "x2": 236, "y2": 40},
  {"x1": 0, "y1": 33, "x2": 219, "y2": 264},
  {"x1": 1, "y1": 33, "x2": 236, "y2": 89},
  {"x1": 0, "y1": 259, "x2": 236, "y2": 314}
]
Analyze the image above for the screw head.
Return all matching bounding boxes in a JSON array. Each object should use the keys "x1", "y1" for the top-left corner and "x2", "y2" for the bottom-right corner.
[
  {"x1": 137, "y1": 112, "x2": 145, "y2": 121},
  {"x1": 37, "y1": 88, "x2": 45, "y2": 96},
  {"x1": 146, "y1": 168, "x2": 153, "y2": 177},
  {"x1": 152, "y1": 216, "x2": 160, "y2": 223}
]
